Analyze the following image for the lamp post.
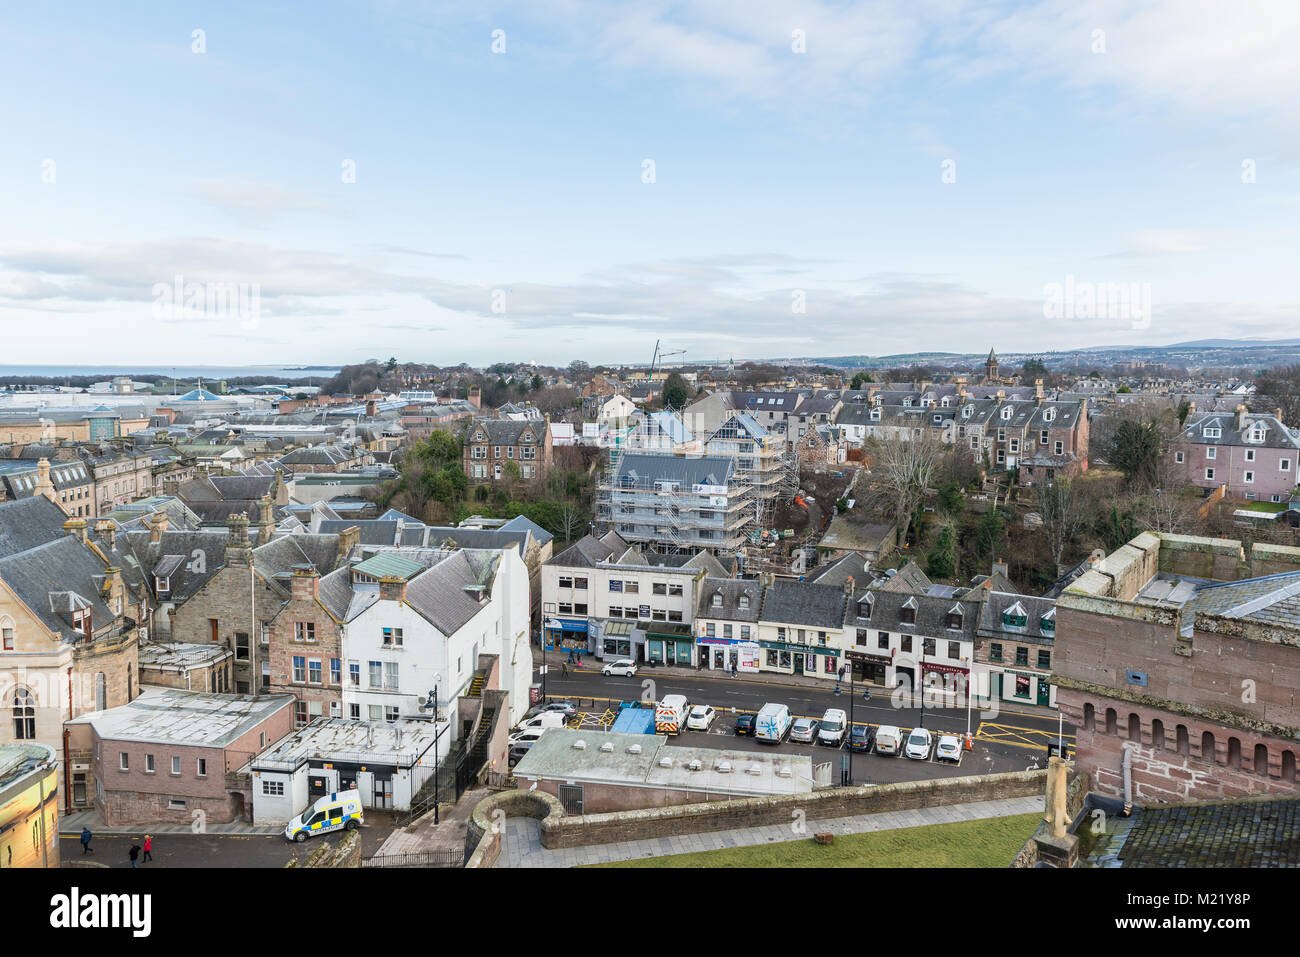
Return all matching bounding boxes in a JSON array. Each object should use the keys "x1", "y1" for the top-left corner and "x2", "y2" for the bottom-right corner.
[
  {"x1": 420, "y1": 675, "x2": 442, "y2": 825},
  {"x1": 917, "y1": 643, "x2": 925, "y2": 729}
]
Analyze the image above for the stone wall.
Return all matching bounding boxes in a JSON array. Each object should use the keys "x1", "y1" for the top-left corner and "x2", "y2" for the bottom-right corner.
[
  {"x1": 1010, "y1": 770, "x2": 1089, "y2": 868},
  {"x1": 284, "y1": 830, "x2": 361, "y2": 868},
  {"x1": 465, "y1": 789, "x2": 562, "y2": 868}
]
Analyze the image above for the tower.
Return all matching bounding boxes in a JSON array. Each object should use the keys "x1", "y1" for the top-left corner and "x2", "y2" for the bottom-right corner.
[{"x1": 985, "y1": 347, "x2": 999, "y2": 383}]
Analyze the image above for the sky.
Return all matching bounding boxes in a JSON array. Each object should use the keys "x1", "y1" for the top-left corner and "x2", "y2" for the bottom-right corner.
[{"x1": 1, "y1": 0, "x2": 1298, "y2": 367}]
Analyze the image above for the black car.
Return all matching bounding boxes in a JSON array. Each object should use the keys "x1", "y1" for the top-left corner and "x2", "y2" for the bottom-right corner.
[
  {"x1": 734, "y1": 713, "x2": 757, "y2": 736},
  {"x1": 846, "y1": 724, "x2": 875, "y2": 752}
]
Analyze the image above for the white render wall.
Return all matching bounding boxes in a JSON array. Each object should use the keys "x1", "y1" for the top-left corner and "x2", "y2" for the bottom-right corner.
[{"x1": 541, "y1": 562, "x2": 702, "y2": 625}]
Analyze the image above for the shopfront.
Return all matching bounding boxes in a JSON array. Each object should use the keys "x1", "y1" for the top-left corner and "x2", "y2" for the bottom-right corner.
[
  {"x1": 847, "y1": 650, "x2": 890, "y2": 686},
  {"x1": 999, "y1": 668, "x2": 1053, "y2": 706},
  {"x1": 758, "y1": 640, "x2": 839, "y2": 681},
  {"x1": 592, "y1": 619, "x2": 637, "y2": 661},
  {"x1": 543, "y1": 616, "x2": 589, "y2": 654},
  {"x1": 921, "y1": 661, "x2": 969, "y2": 707},
  {"x1": 645, "y1": 623, "x2": 696, "y2": 666}
]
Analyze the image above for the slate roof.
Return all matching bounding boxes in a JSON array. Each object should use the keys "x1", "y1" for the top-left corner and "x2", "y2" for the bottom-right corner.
[
  {"x1": 466, "y1": 418, "x2": 547, "y2": 446},
  {"x1": 853, "y1": 589, "x2": 981, "y2": 642},
  {"x1": 0, "y1": 496, "x2": 71, "y2": 559},
  {"x1": 500, "y1": 514, "x2": 554, "y2": 546},
  {"x1": 614, "y1": 452, "x2": 735, "y2": 489},
  {"x1": 696, "y1": 577, "x2": 763, "y2": 621},
  {"x1": 0, "y1": 536, "x2": 117, "y2": 640},
  {"x1": 549, "y1": 531, "x2": 632, "y2": 569},
  {"x1": 1110, "y1": 798, "x2": 1300, "y2": 867},
  {"x1": 760, "y1": 581, "x2": 849, "y2": 629},
  {"x1": 405, "y1": 550, "x2": 497, "y2": 634},
  {"x1": 975, "y1": 591, "x2": 1056, "y2": 643},
  {"x1": 118, "y1": 529, "x2": 231, "y2": 601},
  {"x1": 1179, "y1": 411, "x2": 1300, "y2": 450}
]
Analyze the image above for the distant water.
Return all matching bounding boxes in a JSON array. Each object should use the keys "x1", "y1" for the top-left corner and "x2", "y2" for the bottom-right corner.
[{"x1": 0, "y1": 365, "x2": 341, "y2": 382}]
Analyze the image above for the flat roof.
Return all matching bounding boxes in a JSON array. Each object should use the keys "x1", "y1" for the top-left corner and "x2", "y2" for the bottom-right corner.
[
  {"x1": 253, "y1": 717, "x2": 438, "y2": 770},
  {"x1": 67, "y1": 687, "x2": 293, "y2": 748},
  {"x1": 138, "y1": 641, "x2": 233, "y2": 670},
  {"x1": 512, "y1": 729, "x2": 814, "y2": 797}
]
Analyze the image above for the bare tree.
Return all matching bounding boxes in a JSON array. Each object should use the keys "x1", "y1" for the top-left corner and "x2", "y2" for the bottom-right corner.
[
  {"x1": 1036, "y1": 478, "x2": 1089, "y2": 575},
  {"x1": 557, "y1": 501, "x2": 585, "y2": 543},
  {"x1": 862, "y1": 432, "x2": 949, "y2": 549}
]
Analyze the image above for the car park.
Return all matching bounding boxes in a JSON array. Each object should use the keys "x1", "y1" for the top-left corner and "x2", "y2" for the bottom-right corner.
[
  {"x1": 874, "y1": 725, "x2": 905, "y2": 756},
  {"x1": 846, "y1": 724, "x2": 875, "y2": 752},
  {"x1": 935, "y1": 735, "x2": 963, "y2": 762},
  {"x1": 789, "y1": 717, "x2": 820, "y2": 744},
  {"x1": 818, "y1": 709, "x2": 847, "y2": 747},
  {"x1": 755, "y1": 703, "x2": 793, "y2": 743},
  {"x1": 904, "y1": 728, "x2": 934, "y2": 761},
  {"x1": 685, "y1": 705, "x2": 716, "y2": 731},
  {"x1": 734, "y1": 713, "x2": 757, "y2": 736},
  {"x1": 514, "y1": 712, "x2": 566, "y2": 734},
  {"x1": 602, "y1": 659, "x2": 638, "y2": 677},
  {"x1": 526, "y1": 700, "x2": 577, "y2": 721}
]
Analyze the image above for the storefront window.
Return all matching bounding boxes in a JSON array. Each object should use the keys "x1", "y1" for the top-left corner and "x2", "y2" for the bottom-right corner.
[
  {"x1": 779, "y1": 651, "x2": 791, "y2": 668},
  {"x1": 824, "y1": 656, "x2": 837, "y2": 674},
  {"x1": 766, "y1": 650, "x2": 778, "y2": 666},
  {"x1": 1014, "y1": 674, "x2": 1031, "y2": 699}
]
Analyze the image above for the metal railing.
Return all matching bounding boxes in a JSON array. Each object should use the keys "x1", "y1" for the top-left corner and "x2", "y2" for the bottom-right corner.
[{"x1": 362, "y1": 848, "x2": 463, "y2": 868}]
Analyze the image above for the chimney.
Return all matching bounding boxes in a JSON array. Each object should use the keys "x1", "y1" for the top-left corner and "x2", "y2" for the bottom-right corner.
[
  {"x1": 1276, "y1": 408, "x2": 1284, "y2": 427},
  {"x1": 35, "y1": 458, "x2": 57, "y2": 505},
  {"x1": 94, "y1": 519, "x2": 116, "y2": 550},
  {"x1": 378, "y1": 576, "x2": 407, "y2": 602},
  {"x1": 148, "y1": 510, "x2": 169, "y2": 543},
  {"x1": 63, "y1": 518, "x2": 89, "y2": 544},
  {"x1": 1035, "y1": 378, "x2": 1045, "y2": 402},
  {"x1": 843, "y1": 575, "x2": 855, "y2": 597},
  {"x1": 103, "y1": 566, "x2": 123, "y2": 609},
  {"x1": 993, "y1": 559, "x2": 1008, "y2": 578},
  {"x1": 338, "y1": 525, "x2": 361, "y2": 557},
  {"x1": 1235, "y1": 404, "x2": 1247, "y2": 431},
  {"x1": 290, "y1": 566, "x2": 320, "y2": 602},
  {"x1": 259, "y1": 495, "x2": 273, "y2": 529},
  {"x1": 365, "y1": 399, "x2": 377, "y2": 418},
  {"x1": 468, "y1": 386, "x2": 482, "y2": 409},
  {"x1": 225, "y1": 513, "x2": 252, "y2": 567}
]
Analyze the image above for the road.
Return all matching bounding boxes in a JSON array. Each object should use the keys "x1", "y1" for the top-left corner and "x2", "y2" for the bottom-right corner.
[
  {"x1": 531, "y1": 666, "x2": 1073, "y2": 784},
  {"x1": 62, "y1": 812, "x2": 398, "y2": 868}
]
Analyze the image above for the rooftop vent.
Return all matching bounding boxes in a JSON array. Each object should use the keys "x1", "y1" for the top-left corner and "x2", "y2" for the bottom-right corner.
[
  {"x1": 715, "y1": 761, "x2": 733, "y2": 773},
  {"x1": 777, "y1": 765, "x2": 793, "y2": 778},
  {"x1": 599, "y1": 741, "x2": 615, "y2": 753},
  {"x1": 572, "y1": 739, "x2": 587, "y2": 750},
  {"x1": 627, "y1": 743, "x2": 642, "y2": 754},
  {"x1": 687, "y1": 759, "x2": 703, "y2": 771},
  {"x1": 746, "y1": 764, "x2": 763, "y2": 775},
  {"x1": 658, "y1": 756, "x2": 673, "y2": 768}
]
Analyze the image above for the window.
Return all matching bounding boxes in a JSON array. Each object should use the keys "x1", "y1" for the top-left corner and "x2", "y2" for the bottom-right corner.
[
  {"x1": 168, "y1": 799, "x2": 187, "y2": 810},
  {"x1": 1175, "y1": 451, "x2": 1184, "y2": 463},
  {"x1": 668, "y1": 610, "x2": 683, "y2": 622},
  {"x1": 1205, "y1": 468, "x2": 1215, "y2": 480},
  {"x1": 1038, "y1": 650, "x2": 1051, "y2": 669},
  {"x1": 171, "y1": 756, "x2": 181, "y2": 775},
  {"x1": 349, "y1": 704, "x2": 360, "y2": 720},
  {"x1": 382, "y1": 627, "x2": 403, "y2": 647},
  {"x1": 292, "y1": 655, "x2": 306, "y2": 682},
  {"x1": 878, "y1": 632, "x2": 889, "y2": 650},
  {"x1": 558, "y1": 576, "x2": 573, "y2": 589},
  {"x1": 385, "y1": 705, "x2": 400, "y2": 722},
  {"x1": 738, "y1": 595, "x2": 750, "y2": 610},
  {"x1": 652, "y1": 582, "x2": 667, "y2": 595},
  {"x1": 900, "y1": 600, "x2": 916, "y2": 625},
  {"x1": 712, "y1": 593, "x2": 723, "y2": 608},
  {"x1": 384, "y1": 661, "x2": 399, "y2": 690},
  {"x1": 145, "y1": 754, "x2": 155, "y2": 773},
  {"x1": 368, "y1": 705, "x2": 383, "y2": 722},
  {"x1": 308, "y1": 659, "x2": 322, "y2": 684},
  {"x1": 1245, "y1": 449, "x2": 1256, "y2": 462},
  {"x1": 235, "y1": 632, "x2": 249, "y2": 661},
  {"x1": 900, "y1": 635, "x2": 913, "y2": 653},
  {"x1": 369, "y1": 660, "x2": 382, "y2": 689},
  {"x1": 3, "y1": 627, "x2": 14, "y2": 651},
  {"x1": 1015, "y1": 647, "x2": 1029, "y2": 666},
  {"x1": 294, "y1": 701, "x2": 308, "y2": 727},
  {"x1": 294, "y1": 621, "x2": 315, "y2": 642},
  {"x1": 947, "y1": 641, "x2": 960, "y2": 659},
  {"x1": 705, "y1": 623, "x2": 716, "y2": 637},
  {"x1": 624, "y1": 581, "x2": 639, "y2": 593},
  {"x1": 574, "y1": 577, "x2": 588, "y2": 590},
  {"x1": 330, "y1": 658, "x2": 341, "y2": 685},
  {"x1": 1282, "y1": 459, "x2": 1292, "y2": 472},
  {"x1": 1244, "y1": 471, "x2": 1254, "y2": 484},
  {"x1": 922, "y1": 637, "x2": 936, "y2": 656},
  {"x1": 989, "y1": 643, "x2": 1003, "y2": 662},
  {"x1": 349, "y1": 661, "x2": 360, "y2": 686},
  {"x1": 197, "y1": 758, "x2": 207, "y2": 777},
  {"x1": 1054, "y1": 441, "x2": 1063, "y2": 455},
  {"x1": 1206, "y1": 447, "x2": 1216, "y2": 459},
  {"x1": 262, "y1": 780, "x2": 284, "y2": 796},
  {"x1": 668, "y1": 583, "x2": 683, "y2": 597},
  {"x1": 740, "y1": 625, "x2": 751, "y2": 640},
  {"x1": 1040, "y1": 430, "x2": 1049, "y2": 445}
]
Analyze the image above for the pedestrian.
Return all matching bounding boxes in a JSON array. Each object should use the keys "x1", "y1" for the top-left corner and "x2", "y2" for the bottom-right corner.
[
  {"x1": 143, "y1": 834, "x2": 153, "y2": 863},
  {"x1": 731, "y1": 663, "x2": 738, "y2": 678},
  {"x1": 561, "y1": 661, "x2": 569, "y2": 677},
  {"x1": 80, "y1": 826, "x2": 93, "y2": 855},
  {"x1": 129, "y1": 842, "x2": 140, "y2": 868}
]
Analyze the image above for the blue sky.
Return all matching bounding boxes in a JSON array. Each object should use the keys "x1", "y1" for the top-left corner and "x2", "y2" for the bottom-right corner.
[{"x1": 1, "y1": 0, "x2": 1297, "y2": 366}]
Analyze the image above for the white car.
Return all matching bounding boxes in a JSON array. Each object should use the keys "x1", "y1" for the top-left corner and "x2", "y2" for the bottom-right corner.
[
  {"x1": 817, "y1": 708, "x2": 847, "y2": 747},
  {"x1": 602, "y1": 659, "x2": 638, "y2": 677},
  {"x1": 935, "y1": 735, "x2": 963, "y2": 762},
  {"x1": 685, "y1": 705, "x2": 716, "y2": 731},
  {"x1": 904, "y1": 727, "x2": 933, "y2": 761},
  {"x1": 507, "y1": 727, "x2": 549, "y2": 748}
]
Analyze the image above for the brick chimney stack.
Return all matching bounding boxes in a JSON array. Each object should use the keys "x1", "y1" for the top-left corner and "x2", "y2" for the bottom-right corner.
[
  {"x1": 225, "y1": 514, "x2": 252, "y2": 567},
  {"x1": 843, "y1": 575, "x2": 855, "y2": 597},
  {"x1": 63, "y1": 518, "x2": 89, "y2": 544},
  {"x1": 148, "y1": 510, "x2": 169, "y2": 544},
  {"x1": 378, "y1": 576, "x2": 407, "y2": 602},
  {"x1": 290, "y1": 566, "x2": 320, "y2": 602},
  {"x1": 468, "y1": 386, "x2": 482, "y2": 409},
  {"x1": 35, "y1": 458, "x2": 57, "y2": 506},
  {"x1": 1035, "y1": 378, "x2": 1045, "y2": 402},
  {"x1": 1235, "y1": 404, "x2": 1248, "y2": 431},
  {"x1": 338, "y1": 525, "x2": 360, "y2": 557},
  {"x1": 94, "y1": 519, "x2": 116, "y2": 550},
  {"x1": 259, "y1": 495, "x2": 273, "y2": 529}
]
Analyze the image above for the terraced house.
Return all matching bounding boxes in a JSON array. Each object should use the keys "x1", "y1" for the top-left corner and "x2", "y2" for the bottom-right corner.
[
  {"x1": 1173, "y1": 406, "x2": 1300, "y2": 502},
  {"x1": 462, "y1": 417, "x2": 553, "y2": 483}
]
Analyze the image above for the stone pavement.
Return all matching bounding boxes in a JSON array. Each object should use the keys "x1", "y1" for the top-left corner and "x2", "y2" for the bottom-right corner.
[
  {"x1": 375, "y1": 786, "x2": 488, "y2": 858},
  {"x1": 495, "y1": 794, "x2": 1044, "y2": 867}
]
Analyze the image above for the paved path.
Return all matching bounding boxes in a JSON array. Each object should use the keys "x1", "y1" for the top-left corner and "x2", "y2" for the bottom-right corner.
[
  {"x1": 375, "y1": 787, "x2": 488, "y2": 859},
  {"x1": 61, "y1": 808, "x2": 282, "y2": 837},
  {"x1": 495, "y1": 795, "x2": 1043, "y2": 867}
]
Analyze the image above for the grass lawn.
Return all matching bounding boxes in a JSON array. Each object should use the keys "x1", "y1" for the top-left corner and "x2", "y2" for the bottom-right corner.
[
  {"x1": 1238, "y1": 501, "x2": 1287, "y2": 513},
  {"x1": 584, "y1": 812, "x2": 1041, "y2": 868}
]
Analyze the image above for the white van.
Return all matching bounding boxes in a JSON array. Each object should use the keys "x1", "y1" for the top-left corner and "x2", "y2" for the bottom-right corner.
[
  {"x1": 755, "y1": 703, "x2": 792, "y2": 744},
  {"x1": 515, "y1": 711, "x2": 567, "y2": 734},
  {"x1": 818, "y1": 708, "x2": 848, "y2": 746},
  {"x1": 874, "y1": 725, "x2": 905, "y2": 756},
  {"x1": 655, "y1": 694, "x2": 690, "y2": 735},
  {"x1": 284, "y1": 789, "x2": 364, "y2": 843}
]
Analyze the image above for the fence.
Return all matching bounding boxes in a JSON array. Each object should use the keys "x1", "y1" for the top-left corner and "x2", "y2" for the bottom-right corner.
[{"x1": 362, "y1": 848, "x2": 463, "y2": 868}]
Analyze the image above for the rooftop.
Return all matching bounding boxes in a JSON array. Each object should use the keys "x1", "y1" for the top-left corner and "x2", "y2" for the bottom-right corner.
[
  {"x1": 253, "y1": 717, "x2": 438, "y2": 770},
  {"x1": 67, "y1": 687, "x2": 294, "y2": 748}
]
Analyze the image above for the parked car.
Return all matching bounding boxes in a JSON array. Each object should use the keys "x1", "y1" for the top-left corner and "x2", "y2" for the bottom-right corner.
[
  {"x1": 284, "y1": 790, "x2": 363, "y2": 843},
  {"x1": 789, "y1": 717, "x2": 821, "y2": 744},
  {"x1": 935, "y1": 735, "x2": 963, "y2": 762},
  {"x1": 602, "y1": 659, "x2": 638, "y2": 677},
  {"x1": 507, "y1": 726, "x2": 550, "y2": 748},
  {"x1": 514, "y1": 712, "x2": 566, "y2": 734},
  {"x1": 846, "y1": 724, "x2": 875, "y2": 752},
  {"x1": 507, "y1": 741, "x2": 535, "y2": 766},
  {"x1": 755, "y1": 703, "x2": 792, "y2": 743},
  {"x1": 818, "y1": 708, "x2": 848, "y2": 747},
  {"x1": 874, "y1": 725, "x2": 905, "y2": 755},
  {"x1": 904, "y1": 727, "x2": 934, "y2": 761},
  {"x1": 685, "y1": 705, "x2": 716, "y2": 731},
  {"x1": 526, "y1": 700, "x2": 578, "y2": 720},
  {"x1": 735, "y1": 713, "x2": 757, "y2": 736}
]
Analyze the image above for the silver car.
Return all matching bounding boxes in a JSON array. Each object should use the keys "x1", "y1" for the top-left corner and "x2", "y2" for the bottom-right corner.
[{"x1": 789, "y1": 717, "x2": 820, "y2": 743}]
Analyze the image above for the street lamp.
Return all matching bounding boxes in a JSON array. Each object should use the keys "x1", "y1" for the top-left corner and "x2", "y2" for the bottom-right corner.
[{"x1": 418, "y1": 675, "x2": 442, "y2": 824}]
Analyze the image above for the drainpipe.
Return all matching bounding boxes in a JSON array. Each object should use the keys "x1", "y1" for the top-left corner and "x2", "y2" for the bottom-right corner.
[
  {"x1": 1121, "y1": 742, "x2": 1135, "y2": 816},
  {"x1": 65, "y1": 666, "x2": 74, "y2": 813}
]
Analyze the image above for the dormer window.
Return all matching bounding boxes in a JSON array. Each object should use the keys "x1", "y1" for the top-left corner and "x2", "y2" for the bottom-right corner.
[
  {"x1": 1002, "y1": 601, "x2": 1028, "y2": 628},
  {"x1": 1044, "y1": 409, "x2": 1055, "y2": 422},
  {"x1": 859, "y1": 591, "x2": 874, "y2": 619},
  {"x1": 522, "y1": 432, "x2": 533, "y2": 442},
  {"x1": 1040, "y1": 609, "x2": 1056, "y2": 634},
  {"x1": 712, "y1": 593, "x2": 723, "y2": 608},
  {"x1": 870, "y1": 409, "x2": 881, "y2": 421},
  {"x1": 738, "y1": 595, "x2": 750, "y2": 610},
  {"x1": 1203, "y1": 427, "x2": 1221, "y2": 439},
  {"x1": 962, "y1": 405, "x2": 973, "y2": 419},
  {"x1": 946, "y1": 605, "x2": 963, "y2": 629},
  {"x1": 1001, "y1": 406, "x2": 1013, "y2": 420},
  {"x1": 73, "y1": 608, "x2": 92, "y2": 637},
  {"x1": 1249, "y1": 425, "x2": 1266, "y2": 443},
  {"x1": 900, "y1": 597, "x2": 917, "y2": 625}
]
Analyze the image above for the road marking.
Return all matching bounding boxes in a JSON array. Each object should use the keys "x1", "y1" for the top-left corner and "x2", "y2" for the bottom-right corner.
[{"x1": 976, "y1": 721, "x2": 1075, "y2": 753}]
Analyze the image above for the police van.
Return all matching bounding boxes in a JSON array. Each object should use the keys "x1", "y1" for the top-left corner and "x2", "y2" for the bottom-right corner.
[{"x1": 284, "y1": 789, "x2": 364, "y2": 842}]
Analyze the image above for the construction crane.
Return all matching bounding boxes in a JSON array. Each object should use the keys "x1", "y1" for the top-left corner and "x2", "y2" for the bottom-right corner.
[{"x1": 650, "y1": 339, "x2": 686, "y2": 377}]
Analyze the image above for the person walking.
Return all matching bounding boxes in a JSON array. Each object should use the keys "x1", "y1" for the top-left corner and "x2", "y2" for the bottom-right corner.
[
  {"x1": 128, "y1": 842, "x2": 141, "y2": 868},
  {"x1": 143, "y1": 835, "x2": 153, "y2": 863},
  {"x1": 561, "y1": 661, "x2": 569, "y2": 678},
  {"x1": 80, "y1": 827, "x2": 93, "y2": 855}
]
